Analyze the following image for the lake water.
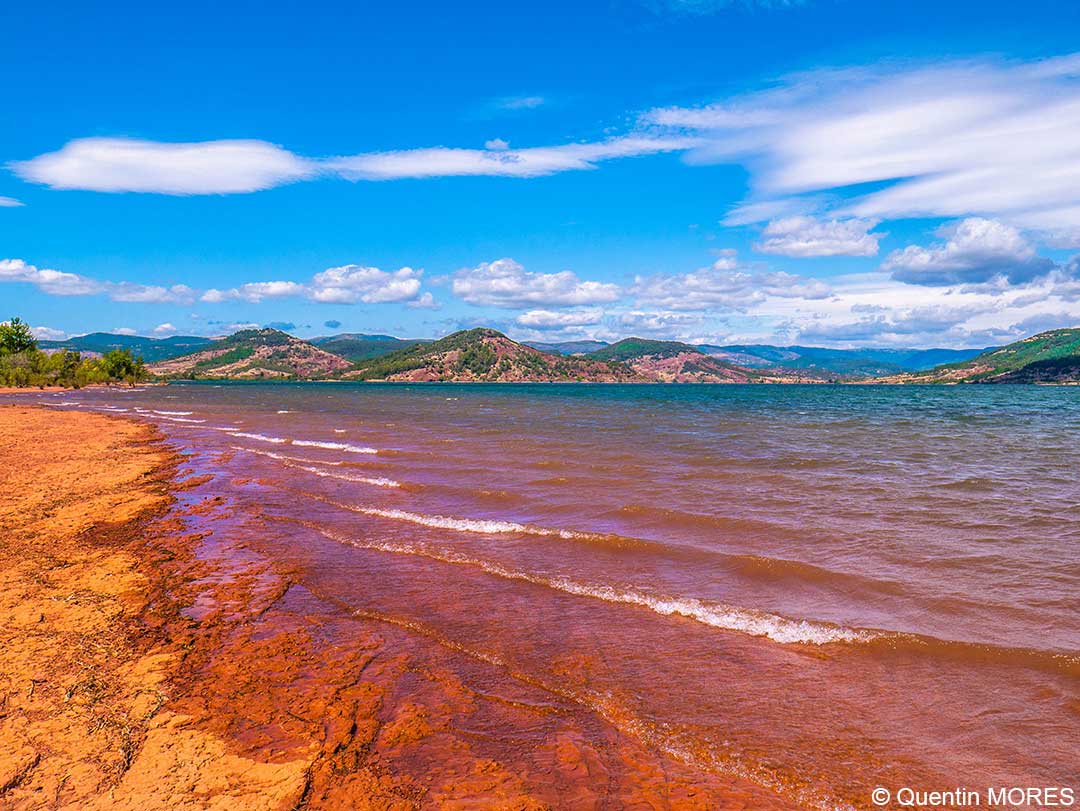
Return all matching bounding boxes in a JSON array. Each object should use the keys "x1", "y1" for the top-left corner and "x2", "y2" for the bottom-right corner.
[{"x1": 13, "y1": 382, "x2": 1079, "y2": 808}]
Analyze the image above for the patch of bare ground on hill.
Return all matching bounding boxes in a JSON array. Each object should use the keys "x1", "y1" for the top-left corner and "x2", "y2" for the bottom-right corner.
[{"x1": 0, "y1": 406, "x2": 798, "y2": 810}]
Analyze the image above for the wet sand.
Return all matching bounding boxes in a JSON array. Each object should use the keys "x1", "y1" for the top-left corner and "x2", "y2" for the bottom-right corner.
[{"x1": 0, "y1": 405, "x2": 795, "y2": 810}]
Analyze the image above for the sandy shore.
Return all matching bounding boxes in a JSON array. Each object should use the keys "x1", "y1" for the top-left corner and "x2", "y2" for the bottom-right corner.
[{"x1": 0, "y1": 405, "x2": 795, "y2": 810}]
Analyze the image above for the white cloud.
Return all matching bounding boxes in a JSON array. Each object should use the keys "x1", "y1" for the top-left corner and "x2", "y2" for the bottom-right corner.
[
  {"x1": 616, "y1": 311, "x2": 704, "y2": 334},
  {"x1": 30, "y1": 325, "x2": 66, "y2": 340},
  {"x1": 451, "y1": 258, "x2": 622, "y2": 308},
  {"x1": 755, "y1": 216, "x2": 883, "y2": 257},
  {"x1": 309, "y1": 265, "x2": 424, "y2": 304},
  {"x1": 0, "y1": 196, "x2": 24, "y2": 207},
  {"x1": 406, "y1": 291, "x2": 440, "y2": 310},
  {"x1": 484, "y1": 138, "x2": 510, "y2": 151},
  {"x1": 0, "y1": 258, "x2": 196, "y2": 303},
  {"x1": 330, "y1": 136, "x2": 699, "y2": 181},
  {"x1": 11, "y1": 138, "x2": 316, "y2": 195},
  {"x1": 632, "y1": 250, "x2": 831, "y2": 311},
  {"x1": 647, "y1": 54, "x2": 1080, "y2": 244},
  {"x1": 152, "y1": 322, "x2": 177, "y2": 336},
  {"x1": 496, "y1": 96, "x2": 546, "y2": 110},
  {"x1": 201, "y1": 280, "x2": 306, "y2": 303},
  {"x1": 113, "y1": 327, "x2": 138, "y2": 336},
  {"x1": 515, "y1": 308, "x2": 604, "y2": 330},
  {"x1": 882, "y1": 218, "x2": 1056, "y2": 286}
]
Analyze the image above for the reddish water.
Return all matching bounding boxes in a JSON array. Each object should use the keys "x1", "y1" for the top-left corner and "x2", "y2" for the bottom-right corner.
[{"x1": 13, "y1": 383, "x2": 1079, "y2": 808}]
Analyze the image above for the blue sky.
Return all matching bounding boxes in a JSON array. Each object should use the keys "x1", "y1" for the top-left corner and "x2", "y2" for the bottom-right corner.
[{"x1": 4, "y1": 0, "x2": 1080, "y2": 348}]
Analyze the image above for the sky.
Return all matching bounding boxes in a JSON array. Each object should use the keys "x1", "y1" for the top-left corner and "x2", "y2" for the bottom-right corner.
[{"x1": 4, "y1": 0, "x2": 1080, "y2": 349}]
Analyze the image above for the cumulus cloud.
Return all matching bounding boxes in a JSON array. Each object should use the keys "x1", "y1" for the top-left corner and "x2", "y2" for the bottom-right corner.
[
  {"x1": 30, "y1": 325, "x2": 66, "y2": 340},
  {"x1": 755, "y1": 216, "x2": 883, "y2": 257},
  {"x1": 616, "y1": 311, "x2": 704, "y2": 334},
  {"x1": 202, "y1": 281, "x2": 306, "y2": 303},
  {"x1": 451, "y1": 258, "x2": 621, "y2": 308},
  {"x1": 152, "y1": 322, "x2": 177, "y2": 336},
  {"x1": 12, "y1": 138, "x2": 317, "y2": 195},
  {"x1": 0, "y1": 196, "x2": 23, "y2": 207},
  {"x1": 632, "y1": 250, "x2": 831, "y2": 311},
  {"x1": 647, "y1": 53, "x2": 1080, "y2": 244},
  {"x1": 309, "y1": 265, "x2": 424, "y2": 303},
  {"x1": 882, "y1": 218, "x2": 1057, "y2": 286},
  {"x1": 0, "y1": 258, "x2": 196, "y2": 303},
  {"x1": 515, "y1": 309, "x2": 605, "y2": 330}
]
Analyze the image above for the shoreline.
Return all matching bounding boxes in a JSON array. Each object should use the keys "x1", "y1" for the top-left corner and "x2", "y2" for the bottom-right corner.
[{"x1": 0, "y1": 405, "x2": 800, "y2": 810}]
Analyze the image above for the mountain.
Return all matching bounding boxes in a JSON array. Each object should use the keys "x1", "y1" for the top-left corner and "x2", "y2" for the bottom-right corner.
[
  {"x1": 310, "y1": 332, "x2": 430, "y2": 362},
  {"x1": 39, "y1": 332, "x2": 215, "y2": 362},
  {"x1": 879, "y1": 328, "x2": 1080, "y2": 383},
  {"x1": 696, "y1": 344, "x2": 989, "y2": 377},
  {"x1": 587, "y1": 338, "x2": 792, "y2": 383},
  {"x1": 148, "y1": 329, "x2": 352, "y2": 379},
  {"x1": 345, "y1": 328, "x2": 642, "y2": 382},
  {"x1": 525, "y1": 340, "x2": 610, "y2": 355}
]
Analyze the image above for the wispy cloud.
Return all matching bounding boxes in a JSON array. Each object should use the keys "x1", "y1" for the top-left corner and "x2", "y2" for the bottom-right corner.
[
  {"x1": 647, "y1": 53, "x2": 1080, "y2": 245},
  {"x1": 329, "y1": 136, "x2": 698, "y2": 180},
  {"x1": 495, "y1": 95, "x2": 546, "y2": 110},
  {"x1": 0, "y1": 196, "x2": 24, "y2": 207}
]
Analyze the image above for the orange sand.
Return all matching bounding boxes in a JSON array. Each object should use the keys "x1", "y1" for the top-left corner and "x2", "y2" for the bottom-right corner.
[{"x1": 0, "y1": 406, "x2": 796, "y2": 810}]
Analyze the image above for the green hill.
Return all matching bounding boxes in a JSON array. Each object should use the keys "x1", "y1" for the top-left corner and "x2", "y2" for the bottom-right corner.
[
  {"x1": 39, "y1": 332, "x2": 214, "y2": 362},
  {"x1": 310, "y1": 333, "x2": 429, "y2": 362},
  {"x1": 147, "y1": 329, "x2": 351, "y2": 379},
  {"x1": 346, "y1": 328, "x2": 639, "y2": 382},
  {"x1": 589, "y1": 338, "x2": 699, "y2": 362},
  {"x1": 883, "y1": 328, "x2": 1080, "y2": 383}
]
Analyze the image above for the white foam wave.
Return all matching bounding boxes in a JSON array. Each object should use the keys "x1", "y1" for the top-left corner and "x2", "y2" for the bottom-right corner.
[
  {"x1": 231, "y1": 446, "x2": 343, "y2": 465},
  {"x1": 156, "y1": 415, "x2": 206, "y2": 423},
  {"x1": 292, "y1": 439, "x2": 377, "y2": 454},
  {"x1": 229, "y1": 431, "x2": 288, "y2": 443},
  {"x1": 152, "y1": 409, "x2": 193, "y2": 415},
  {"x1": 340, "y1": 504, "x2": 593, "y2": 540},
  {"x1": 276, "y1": 410, "x2": 291, "y2": 414},
  {"x1": 315, "y1": 527, "x2": 867, "y2": 645},
  {"x1": 295, "y1": 465, "x2": 400, "y2": 488}
]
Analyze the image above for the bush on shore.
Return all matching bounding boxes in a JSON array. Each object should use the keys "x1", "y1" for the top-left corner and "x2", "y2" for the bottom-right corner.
[{"x1": 0, "y1": 317, "x2": 148, "y2": 388}]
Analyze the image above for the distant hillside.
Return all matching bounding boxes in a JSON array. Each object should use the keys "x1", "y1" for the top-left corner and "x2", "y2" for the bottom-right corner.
[
  {"x1": 40, "y1": 332, "x2": 215, "y2": 362},
  {"x1": 588, "y1": 338, "x2": 797, "y2": 383},
  {"x1": 346, "y1": 328, "x2": 642, "y2": 382},
  {"x1": 148, "y1": 329, "x2": 351, "y2": 379},
  {"x1": 880, "y1": 328, "x2": 1080, "y2": 384},
  {"x1": 525, "y1": 340, "x2": 610, "y2": 355},
  {"x1": 310, "y1": 333, "x2": 429, "y2": 362},
  {"x1": 696, "y1": 344, "x2": 989, "y2": 376}
]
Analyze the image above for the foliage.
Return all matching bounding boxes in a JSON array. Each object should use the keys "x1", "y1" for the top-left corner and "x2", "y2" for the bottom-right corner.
[
  {"x1": 911, "y1": 327, "x2": 1080, "y2": 383},
  {"x1": 588, "y1": 338, "x2": 697, "y2": 362},
  {"x1": 0, "y1": 318, "x2": 148, "y2": 388},
  {"x1": 0, "y1": 317, "x2": 38, "y2": 354}
]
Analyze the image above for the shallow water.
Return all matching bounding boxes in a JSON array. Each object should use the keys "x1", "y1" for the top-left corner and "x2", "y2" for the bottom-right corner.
[{"x1": 13, "y1": 382, "x2": 1080, "y2": 808}]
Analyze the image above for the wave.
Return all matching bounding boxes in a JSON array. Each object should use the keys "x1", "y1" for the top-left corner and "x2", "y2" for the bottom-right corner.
[
  {"x1": 230, "y1": 446, "x2": 399, "y2": 487},
  {"x1": 309, "y1": 524, "x2": 866, "y2": 645},
  {"x1": 292, "y1": 439, "x2": 378, "y2": 454},
  {"x1": 293, "y1": 464, "x2": 400, "y2": 488},
  {"x1": 231, "y1": 446, "x2": 343, "y2": 466},
  {"x1": 331, "y1": 503, "x2": 625, "y2": 543},
  {"x1": 151, "y1": 409, "x2": 194, "y2": 416},
  {"x1": 229, "y1": 431, "x2": 288, "y2": 443}
]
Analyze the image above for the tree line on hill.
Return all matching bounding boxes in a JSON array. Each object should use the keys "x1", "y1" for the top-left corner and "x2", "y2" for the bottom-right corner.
[{"x1": 0, "y1": 317, "x2": 148, "y2": 388}]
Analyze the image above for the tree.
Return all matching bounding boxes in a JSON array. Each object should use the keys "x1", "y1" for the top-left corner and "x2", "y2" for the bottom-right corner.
[
  {"x1": 0, "y1": 317, "x2": 37, "y2": 354},
  {"x1": 101, "y1": 349, "x2": 147, "y2": 385}
]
